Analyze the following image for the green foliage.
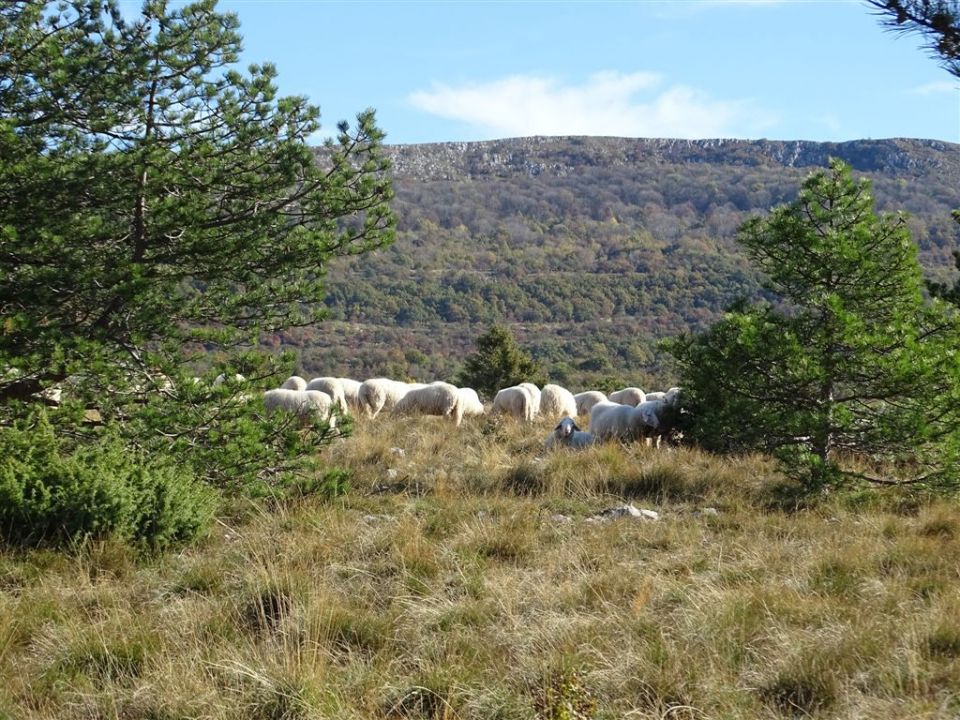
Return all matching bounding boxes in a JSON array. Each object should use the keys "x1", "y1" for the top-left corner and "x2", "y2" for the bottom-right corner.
[
  {"x1": 533, "y1": 668, "x2": 597, "y2": 720},
  {"x1": 928, "y1": 248, "x2": 960, "y2": 306},
  {"x1": 868, "y1": 0, "x2": 960, "y2": 78},
  {"x1": 456, "y1": 325, "x2": 545, "y2": 399},
  {"x1": 0, "y1": 413, "x2": 216, "y2": 551},
  {"x1": 312, "y1": 137, "x2": 959, "y2": 390},
  {"x1": 669, "y1": 159, "x2": 960, "y2": 489},
  {"x1": 0, "y1": 1, "x2": 393, "y2": 490}
]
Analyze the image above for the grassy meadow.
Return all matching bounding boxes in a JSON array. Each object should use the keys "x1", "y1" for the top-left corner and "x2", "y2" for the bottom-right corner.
[{"x1": 1, "y1": 414, "x2": 959, "y2": 720}]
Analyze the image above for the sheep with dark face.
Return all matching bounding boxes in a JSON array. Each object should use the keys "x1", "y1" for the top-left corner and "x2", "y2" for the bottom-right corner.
[{"x1": 544, "y1": 416, "x2": 596, "y2": 450}]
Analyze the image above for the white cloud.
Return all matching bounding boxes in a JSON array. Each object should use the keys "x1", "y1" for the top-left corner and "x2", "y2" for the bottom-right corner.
[
  {"x1": 910, "y1": 81, "x2": 960, "y2": 96},
  {"x1": 408, "y1": 71, "x2": 777, "y2": 139}
]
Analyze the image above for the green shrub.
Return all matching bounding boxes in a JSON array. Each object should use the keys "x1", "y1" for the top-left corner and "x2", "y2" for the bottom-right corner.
[{"x1": 0, "y1": 414, "x2": 216, "y2": 551}]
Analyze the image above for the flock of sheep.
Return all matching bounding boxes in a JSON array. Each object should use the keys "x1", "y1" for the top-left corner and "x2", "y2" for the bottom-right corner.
[{"x1": 262, "y1": 375, "x2": 683, "y2": 450}]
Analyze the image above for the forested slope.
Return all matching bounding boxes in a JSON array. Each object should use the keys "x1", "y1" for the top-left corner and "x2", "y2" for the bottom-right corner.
[{"x1": 288, "y1": 136, "x2": 960, "y2": 391}]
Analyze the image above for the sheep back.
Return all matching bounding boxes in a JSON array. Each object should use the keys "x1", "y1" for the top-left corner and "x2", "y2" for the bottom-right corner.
[
  {"x1": 357, "y1": 378, "x2": 411, "y2": 418},
  {"x1": 394, "y1": 381, "x2": 460, "y2": 422},
  {"x1": 263, "y1": 388, "x2": 336, "y2": 426},
  {"x1": 574, "y1": 391, "x2": 607, "y2": 417},
  {"x1": 539, "y1": 384, "x2": 578, "y2": 421},
  {"x1": 492, "y1": 386, "x2": 534, "y2": 421},
  {"x1": 608, "y1": 387, "x2": 647, "y2": 406},
  {"x1": 306, "y1": 377, "x2": 348, "y2": 413},
  {"x1": 280, "y1": 375, "x2": 307, "y2": 391},
  {"x1": 456, "y1": 387, "x2": 485, "y2": 419}
]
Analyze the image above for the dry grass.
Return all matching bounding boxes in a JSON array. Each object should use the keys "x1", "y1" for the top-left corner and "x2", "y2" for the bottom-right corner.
[{"x1": 1, "y1": 414, "x2": 959, "y2": 719}]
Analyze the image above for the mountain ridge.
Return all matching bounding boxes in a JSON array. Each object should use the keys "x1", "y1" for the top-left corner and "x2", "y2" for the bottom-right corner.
[
  {"x1": 295, "y1": 135, "x2": 960, "y2": 388},
  {"x1": 383, "y1": 136, "x2": 959, "y2": 181}
]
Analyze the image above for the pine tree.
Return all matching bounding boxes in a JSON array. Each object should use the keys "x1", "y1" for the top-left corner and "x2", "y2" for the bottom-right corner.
[
  {"x1": 867, "y1": 0, "x2": 960, "y2": 77},
  {"x1": 457, "y1": 325, "x2": 544, "y2": 401},
  {"x1": 669, "y1": 160, "x2": 960, "y2": 488},
  {"x1": 0, "y1": 1, "x2": 395, "y2": 487}
]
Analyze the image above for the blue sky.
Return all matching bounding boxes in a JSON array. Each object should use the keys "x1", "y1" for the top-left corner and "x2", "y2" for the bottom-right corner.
[{"x1": 122, "y1": 0, "x2": 959, "y2": 145}]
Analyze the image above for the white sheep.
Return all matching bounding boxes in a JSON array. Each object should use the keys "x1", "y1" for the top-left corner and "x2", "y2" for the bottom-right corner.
[
  {"x1": 574, "y1": 390, "x2": 607, "y2": 417},
  {"x1": 263, "y1": 388, "x2": 336, "y2": 427},
  {"x1": 518, "y1": 382, "x2": 541, "y2": 418},
  {"x1": 539, "y1": 383, "x2": 578, "y2": 421},
  {"x1": 588, "y1": 401, "x2": 657, "y2": 443},
  {"x1": 393, "y1": 381, "x2": 462, "y2": 424},
  {"x1": 608, "y1": 387, "x2": 647, "y2": 406},
  {"x1": 357, "y1": 378, "x2": 416, "y2": 418},
  {"x1": 544, "y1": 416, "x2": 596, "y2": 451},
  {"x1": 213, "y1": 373, "x2": 246, "y2": 387},
  {"x1": 337, "y1": 377, "x2": 363, "y2": 410},
  {"x1": 492, "y1": 385, "x2": 536, "y2": 421},
  {"x1": 644, "y1": 391, "x2": 666, "y2": 402},
  {"x1": 306, "y1": 377, "x2": 349, "y2": 414},
  {"x1": 456, "y1": 387, "x2": 485, "y2": 419},
  {"x1": 280, "y1": 375, "x2": 307, "y2": 391}
]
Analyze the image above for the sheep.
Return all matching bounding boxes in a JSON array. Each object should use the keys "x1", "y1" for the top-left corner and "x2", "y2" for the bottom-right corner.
[
  {"x1": 263, "y1": 388, "x2": 336, "y2": 427},
  {"x1": 492, "y1": 385, "x2": 536, "y2": 421},
  {"x1": 213, "y1": 373, "x2": 246, "y2": 387},
  {"x1": 306, "y1": 377, "x2": 349, "y2": 414},
  {"x1": 518, "y1": 382, "x2": 541, "y2": 418},
  {"x1": 588, "y1": 401, "x2": 657, "y2": 443},
  {"x1": 544, "y1": 416, "x2": 596, "y2": 451},
  {"x1": 644, "y1": 391, "x2": 666, "y2": 402},
  {"x1": 357, "y1": 378, "x2": 416, "y2": 418},
  {"x1": 393, "y1": 381, "x2": 462, "y2": 424},
  {"x1": 608, "y1": 387, "x2": 647, "y2": 406},
  {"x1": 456, "y1": 387, "x2": 485, "y2": 419},
  {"x1": 280, "y1": 375, "x2": 307, "y2": 391},
  {"x1": 337, "y1": 377, "x2": 363, "y2": 410},
  {"x1": 638, "y1": 388, "x2": 684, "y2": 447},
  {"x1": 539, "y1": 383, "x2": 578, "y2": 421},
  {"x1": 574, "y1": 390, "x2": 607, "y2": 417}
]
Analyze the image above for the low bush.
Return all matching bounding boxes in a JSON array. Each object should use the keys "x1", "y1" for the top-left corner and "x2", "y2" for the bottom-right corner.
[{"x1": 0, "y1": 414, "x2": 216, "y2": 551}]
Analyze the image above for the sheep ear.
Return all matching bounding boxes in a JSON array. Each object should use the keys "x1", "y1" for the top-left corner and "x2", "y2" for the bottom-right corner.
[
  {"x1": 554, "y1": 421, "x2": 564, "y2": 431},
  {"x1": 572, "y1": 420, "x2": 581, "y2": 431}
]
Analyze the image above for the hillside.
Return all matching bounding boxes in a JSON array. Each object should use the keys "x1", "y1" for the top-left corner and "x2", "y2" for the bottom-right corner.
[{"x1": 293, "y1": 137, "x2": 960, "y2": 391}]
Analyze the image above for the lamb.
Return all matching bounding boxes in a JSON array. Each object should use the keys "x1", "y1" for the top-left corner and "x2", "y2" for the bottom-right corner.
[
  {"x1": 263, "y1": 388, "x2": 336, "y2": 427},
  {"x1": 544, "y1": 416, "x2": 596, "y2": 451},
  {"x1": 574, "y1": 390, "x2": 607, "y2": 417},
  {"x1": 280, "y1": 375, "x2": 307, "y2": 391},
  {"x1": 393, "y1": 381, "x2": 463, "y2": 424},
  {"x1": 357, "y1": 378, "x2": 416, "y2": 418},
  {"x1": 456, "y1": 387, "x2": 485, "y2": 419},
  {"x1": 588, "y1": 401, "x2": 658, "y2": 443},
  {"x1": 608, "y1": 387, "x2": 647, "y2": 406},
  {"x1": 306, "y1": 377, "x2": 349, "y2": 414},
  {"x1": 492, "y1": 385, "x2": 536, "y2": 421},
  {"x1": 518, "y1": 382, "x2": 541, "y2": 418},
  {"x1": 539, "y1": 383, "x2": 578, "y2": 421}
]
